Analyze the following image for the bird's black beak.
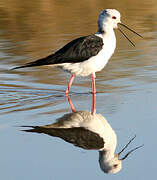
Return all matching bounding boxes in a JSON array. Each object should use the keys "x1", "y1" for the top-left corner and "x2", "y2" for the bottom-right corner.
[
  {"x1": 118, "y1": 23, "x2": 143, "y2": 47},
  {"x1": 118, "y1": 135, "x2": 144, "y2": 160}
]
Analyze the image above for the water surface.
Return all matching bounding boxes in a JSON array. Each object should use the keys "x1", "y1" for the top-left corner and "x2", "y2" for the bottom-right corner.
[{"x1": 0, "y1": 0, "x2": 157, "y2": 179}]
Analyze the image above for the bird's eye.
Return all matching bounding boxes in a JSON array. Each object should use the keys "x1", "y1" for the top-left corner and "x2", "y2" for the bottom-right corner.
[
  {"x1": 113, "y1": 164, "x2": 118, "y2": 168},
  {"x1": 112, "y1": 16, "x2": 117, "y2": 19}
]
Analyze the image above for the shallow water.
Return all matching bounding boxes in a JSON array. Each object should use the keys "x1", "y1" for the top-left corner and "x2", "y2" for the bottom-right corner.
[{"x1": 0, "y1": 0, "x2": 157, "y2": 179}]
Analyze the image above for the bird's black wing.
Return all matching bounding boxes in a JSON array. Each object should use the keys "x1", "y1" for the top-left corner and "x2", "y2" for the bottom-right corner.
[
  {"x1": 13, "y1": 35, "x2": 104, "y2": 69},
  {"x1": 22, "y1": 126, "x2": 105, "y2": 150}
]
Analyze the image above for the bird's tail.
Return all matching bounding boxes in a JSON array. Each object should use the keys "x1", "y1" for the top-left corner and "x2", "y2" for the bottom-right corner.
[
  {"x1": 21, "y1": 126, "x2": 46, "y2": 133},
  {"x1": 12, "y1": 63, "x2": 37, "y2": 70},
  {"x1": 12, "y1": 54, "x2": 56, "y2": 70}
]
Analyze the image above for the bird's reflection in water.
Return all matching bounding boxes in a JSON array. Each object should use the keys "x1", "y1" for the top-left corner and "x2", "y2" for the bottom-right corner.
[{"x1": 23, "y1": 96, "x2": 143, "y2": 174}]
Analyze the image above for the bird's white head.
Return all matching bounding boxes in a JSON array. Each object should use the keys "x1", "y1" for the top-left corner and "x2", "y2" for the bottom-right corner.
[
  {"x1": 99, "y1": 136, "x2": 144, "y2": 174},
  {"x1": 98, "y1": 9, "x2": 121, "y2": 33},
  {"x1": 99, "y1": 152, "x2": 122, "y2": 174},
  {"x1": 97, "y1": 9, "x2": 143, "y2": 46}
]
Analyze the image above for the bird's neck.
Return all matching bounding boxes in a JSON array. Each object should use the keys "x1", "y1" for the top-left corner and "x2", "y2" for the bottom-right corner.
[
  {"x1": 99, "y1": 135, "x2": 117, "y2": 162},
  {"x1": 99, "y1": 149, "x2": 115, "y2": 162},
  {"x1": 97, "y1": 24, "x2": 115, "y2": 37},
  {"x1": 96, "y1": 26, "x2": 116, "y2": 49}
]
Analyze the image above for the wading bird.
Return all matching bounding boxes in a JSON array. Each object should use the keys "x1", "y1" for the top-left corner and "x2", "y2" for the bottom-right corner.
[{"x1": 13, "y1": 9, "x2": 142, "y2": 95}]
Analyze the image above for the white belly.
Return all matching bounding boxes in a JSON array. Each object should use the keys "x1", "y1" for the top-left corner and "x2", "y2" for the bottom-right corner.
[{"x1": 58, "y1": 33, "x2": 116, "y2": 77}]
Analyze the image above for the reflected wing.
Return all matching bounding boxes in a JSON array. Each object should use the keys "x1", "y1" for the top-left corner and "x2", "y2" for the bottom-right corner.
[
  {"x1": 13, "y1": 35, "x2": 103, "y2": 69},
  {"x1": 23, "y1": 126, "x2": 105, "y2": 150}
]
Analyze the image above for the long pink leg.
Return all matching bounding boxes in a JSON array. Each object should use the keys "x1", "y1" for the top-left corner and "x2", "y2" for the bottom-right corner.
[
  {"x1": 91, "y1": 73, "x2": 96, "y2": 115},
  {"x1": 65, "y1": 74, "x2": 75, "y2": 95},
  {"x1": 66, "y1": 95, "x2": 76, "y2": 112}
]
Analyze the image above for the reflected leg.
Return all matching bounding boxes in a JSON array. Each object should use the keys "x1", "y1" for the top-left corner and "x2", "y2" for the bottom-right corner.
[
  {"x1": 91, "y1": 73, "x2": 96, "y2": 115},
  {"x1": 66, "y1": 95, "x2": 76, "y2": 112}
]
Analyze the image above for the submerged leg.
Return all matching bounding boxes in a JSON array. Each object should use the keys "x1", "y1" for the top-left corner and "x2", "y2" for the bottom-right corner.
[
  {"x1": 91, "y1": 73, "x2": 96, "y2": 115},
  {"x1": 65, "y1": 74, "x2": 75, "y2": 95}
]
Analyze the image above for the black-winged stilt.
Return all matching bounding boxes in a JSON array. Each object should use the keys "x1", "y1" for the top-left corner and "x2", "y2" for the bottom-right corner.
[
  {"x1": 22, "y1": 96, "x2": 143, "y2": 174},
  {"x1": 13, "y1": 9, "x2": 142, "y2": 95}
]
